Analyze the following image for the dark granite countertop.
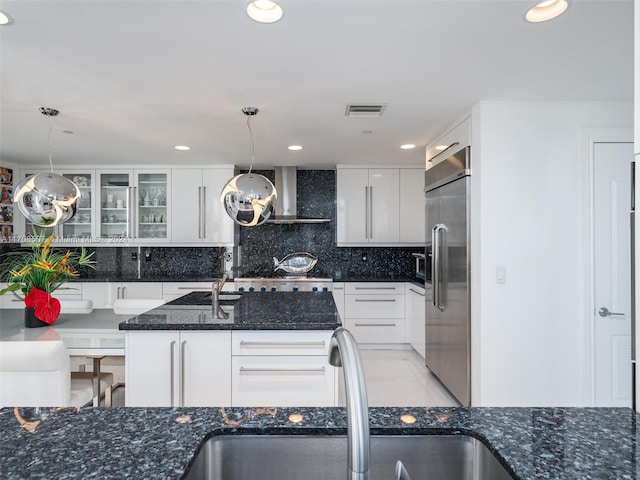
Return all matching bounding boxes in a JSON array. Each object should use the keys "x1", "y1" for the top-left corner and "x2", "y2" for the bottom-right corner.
[
  {"x1": 1, "y1": 406, "x2": 637, "y2": 479},
  {"x1": 119, "y1": 291, "x2": 342, "y2": 331}
]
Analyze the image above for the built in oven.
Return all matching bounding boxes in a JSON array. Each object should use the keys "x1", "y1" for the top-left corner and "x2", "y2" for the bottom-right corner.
[{"x1": 412, "y1": 252, "x2": 428, "y2": 281}]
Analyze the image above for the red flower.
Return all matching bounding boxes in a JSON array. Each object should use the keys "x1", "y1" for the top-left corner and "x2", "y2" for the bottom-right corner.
[{"x1": 24, "y1": 287, "x2": 61, "y2": 325}]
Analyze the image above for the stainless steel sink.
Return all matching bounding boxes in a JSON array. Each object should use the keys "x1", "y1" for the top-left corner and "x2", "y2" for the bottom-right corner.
[{"x1": 182, "y1": 434, "x2": 515, "y2": 480}]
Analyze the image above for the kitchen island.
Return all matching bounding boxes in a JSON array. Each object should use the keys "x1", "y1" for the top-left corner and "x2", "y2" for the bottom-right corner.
[
  {"x1": 120, "y1": 291, "x2": 342, "y2": 407},
  {"x1": 0, "y1": 405, "x2": 637, "y2": 479}
]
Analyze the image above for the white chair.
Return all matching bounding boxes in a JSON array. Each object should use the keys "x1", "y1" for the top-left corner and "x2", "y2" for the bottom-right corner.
[{"x1": 0, "y1": 340, "x2": 113, "y2": 408}]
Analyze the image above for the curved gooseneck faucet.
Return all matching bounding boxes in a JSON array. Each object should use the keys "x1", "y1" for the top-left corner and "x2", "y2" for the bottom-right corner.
[{"x1": 328, "y1": 327, "x2": 370, "y2": 480}]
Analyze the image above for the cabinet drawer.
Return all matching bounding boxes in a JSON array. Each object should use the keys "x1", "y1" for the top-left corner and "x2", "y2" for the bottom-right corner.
[
  {"x1": 345, "y1": 283, "x2": 404, "y2": 294},
  {"x1": 344, "y1": 294, "x2": 404, "y2": 319},
  {"x1": 343, "y1": 318, "x2": 405, "y2": 344},
  {"x1": 232, "y1": 331, "x2": 331, "y2": 356},
  {"x1": 231, "y1": 356, "x2": 335, "y2": 407}
]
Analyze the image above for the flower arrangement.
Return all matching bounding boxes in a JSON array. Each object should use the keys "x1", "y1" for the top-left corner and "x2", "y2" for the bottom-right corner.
[{"x1": 0, "y1": 234, "x2": 95, "y2": 324}]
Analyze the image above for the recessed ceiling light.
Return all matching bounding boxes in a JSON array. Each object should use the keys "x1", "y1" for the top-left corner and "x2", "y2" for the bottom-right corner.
[
  {"x1": 288, "y1": 145, "x2": 303, "y2": 151},
  {"x1": 400, "y1": 144, "x2": 416, "y2": 150},
  {"x1": 435, "y1": 145, "x2": 448, "y2": 151},
  {"x1": 0, "y1": 10, "x2": 13, "y2": 25},
  {"x1": 174, "y1": 145, "x2": 190, "y2": 151},
  {"x1": 247, "y1": 1, "x2": 283, "y2": 23},
  {"x1": 525, "y1": 0, "x2": 568, "y2": 23}
]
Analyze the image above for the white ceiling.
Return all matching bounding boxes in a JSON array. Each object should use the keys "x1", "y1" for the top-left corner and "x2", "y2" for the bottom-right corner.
[{"x1": 0, "y1": 0, "x2": 633, "y2": 169}]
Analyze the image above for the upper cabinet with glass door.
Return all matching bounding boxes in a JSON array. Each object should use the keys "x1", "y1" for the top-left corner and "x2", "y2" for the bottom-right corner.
[{"x1": 97, "y1": 170, "x2": 169, "y2": 243}]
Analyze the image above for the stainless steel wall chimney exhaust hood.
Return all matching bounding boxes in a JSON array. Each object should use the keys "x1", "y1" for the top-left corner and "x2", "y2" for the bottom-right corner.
[{"x1": 268, "y1": 166, "x2": 330, "y2": 224}]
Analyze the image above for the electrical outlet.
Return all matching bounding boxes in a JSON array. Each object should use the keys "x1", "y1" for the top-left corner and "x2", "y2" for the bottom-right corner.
[{"x1": 131, "y1": 252, "x2": 138, "y2": 261}]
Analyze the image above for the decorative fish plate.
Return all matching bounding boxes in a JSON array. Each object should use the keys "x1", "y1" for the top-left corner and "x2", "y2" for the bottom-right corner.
[{"x1": 273, "y1": 252, "x2": 318, "y2": 274}]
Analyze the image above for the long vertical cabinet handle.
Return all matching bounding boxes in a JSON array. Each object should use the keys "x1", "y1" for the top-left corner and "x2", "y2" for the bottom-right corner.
[
  {"x1": 202, "y1": 186, "x2": 207, "y2": 239},
  {"x1": 180, "y1": 340, "x2": 186, "y2": 407},
  {"x1": 169, "y1": 340, "x2": 176, "y2": 407},
  {"x1": 133, "y1": 186, "x2": 138, "y2": 239},
  {"x1": 369, "y1": 186, "x2": 373, "y2": 239},
  {"x1": 432, "y1": 223, "x2": 448, "y2": 312},
  {"x1": 364, "y1": 186, "x2": 369, "y2": 239},
  {"x1": 198, "y1": 186, "x2": 202, "y2": 239},
  {"x1": 127, "y1": 186, "x2": 134, "y2": 239}
]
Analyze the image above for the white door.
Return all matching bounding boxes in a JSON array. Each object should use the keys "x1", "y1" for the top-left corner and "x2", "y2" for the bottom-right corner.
[{"x1": 594, "y1": 142, "x2": 633, "y2": 406}]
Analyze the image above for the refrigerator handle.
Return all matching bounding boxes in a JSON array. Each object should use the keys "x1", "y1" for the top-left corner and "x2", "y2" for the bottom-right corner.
[{"x1": 432, "y1": 223, "x2": 448, "y2": 312}]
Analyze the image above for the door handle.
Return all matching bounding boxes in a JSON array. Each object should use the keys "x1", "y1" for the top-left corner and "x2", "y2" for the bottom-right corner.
[
  {"x1": 198, "y1": 186, "x2": 202, "y2": 239},
  {"x1": 432, "y1": 223, "x2": 447, "y2": 312},
  {"x1": 598, "y1": 307, "x2": 625, "y2": 317}
]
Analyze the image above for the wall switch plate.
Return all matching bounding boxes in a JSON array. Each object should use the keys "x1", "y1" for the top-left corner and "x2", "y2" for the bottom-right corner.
[{"x1": 496, "y1": 266, "x2": 506, "y2": 284}]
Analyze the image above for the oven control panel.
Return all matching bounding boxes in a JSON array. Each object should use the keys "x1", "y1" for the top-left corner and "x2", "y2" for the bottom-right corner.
[{"x1": 235, "y1": 278, "x2": 333, "y2": 293}]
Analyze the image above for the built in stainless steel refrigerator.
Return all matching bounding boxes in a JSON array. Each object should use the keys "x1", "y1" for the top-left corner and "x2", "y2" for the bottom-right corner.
[{"x1": 425, "y1": 146, "x2": 471, "y2": 406}]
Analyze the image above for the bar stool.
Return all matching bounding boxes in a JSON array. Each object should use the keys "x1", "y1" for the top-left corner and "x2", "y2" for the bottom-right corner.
[{"x1": 0, "y1": 340, "x2": 112, "y2": 407}]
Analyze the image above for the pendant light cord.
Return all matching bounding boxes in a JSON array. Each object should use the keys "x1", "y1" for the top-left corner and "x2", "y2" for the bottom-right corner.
[
  {"x1": 47, "y1": 114, "x2": 54, "y2": 173},
  {"x1": 247, "y1": 115, "x2": 255, "y2": 174}
]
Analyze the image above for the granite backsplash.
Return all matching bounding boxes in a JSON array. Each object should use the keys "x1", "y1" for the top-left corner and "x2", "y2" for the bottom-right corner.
[{"x1": 0, "y1": 170, "x2": 424, "y2": 282}]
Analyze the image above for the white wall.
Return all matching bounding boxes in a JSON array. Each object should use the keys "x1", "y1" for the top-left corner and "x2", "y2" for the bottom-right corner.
[{"x1": 470, "y1": 101, "x2": 633, "y2": 406}]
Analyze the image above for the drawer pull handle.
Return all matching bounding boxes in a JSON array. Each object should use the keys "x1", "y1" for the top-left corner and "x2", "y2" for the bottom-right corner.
[
  {"x1": 239, "y1": 366, "x2": 326, "y2": 374},
  {"x1": 355, "y1": 323, "x2": 396, "y2": 327},
  {"x1": 408, "y1": 288, "x2": 425, "y2": 297},
  {"x1": 239, "y1": 341, "x2": 326, "y2": 347},
  {"x1": 354, "y1": 287, "x2": 397, "y2": 290},
  {"x1": 354, "y1": 299, "x2": 396, "y2": 302}
]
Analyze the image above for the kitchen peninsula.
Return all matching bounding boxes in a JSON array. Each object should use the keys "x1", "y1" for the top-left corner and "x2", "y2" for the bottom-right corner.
[{"x1": 120, "y1": 291, "x2": 342, "y2": 407}]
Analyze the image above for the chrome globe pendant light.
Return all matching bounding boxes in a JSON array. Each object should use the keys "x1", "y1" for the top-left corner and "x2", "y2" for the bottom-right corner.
[
  {"x1": 13, "y1": 107, "x2": 80, "y2": 227},
  {"x1": 220, "y1": 107, "x2": 277, "y2": 227}
]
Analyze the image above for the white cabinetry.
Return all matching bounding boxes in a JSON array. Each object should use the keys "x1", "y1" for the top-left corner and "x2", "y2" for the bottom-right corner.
[
  {"x1": 0, "y1": 282, "x2": 82, "y2": 309},
  {"x1": 125, "y1": 330, "x2": 231, "y2": 407},
  {"x1": 162, "y1": 281, "x2": 234, "y2": 302},
  {"x1": 336, "y1": 168, "x2": 399, "y2": 245},
  {"x1": 97, "y1": 169, "x2": 170, "y2": 243},
  {"x1": 425, "y1": 116, "x2": 471, "y2": 166},
  {"x1": 332, "y1": 283, "x2": 345, "y2": 322},
  {"x1": 231, "y1": 331, "x2": 336, "y2": 407},
  {"x1": 399, "y1": 168, "x2": 425, "y2": 243},
  {"x1": 81, "y1": 282, "x2": 163, "y2": 309},
  {"x1": 406, "y1": 283, "x2": 426, "y2": 359},
  {"x1": 170, "y1": 167, "x2": 235, "y2": 245},
  {"x1": 337, "y1": 167, "x2": 423, "y2": 246},
  {"x1": 343, "y1": 283, "x2": 405, "y2": 344}
]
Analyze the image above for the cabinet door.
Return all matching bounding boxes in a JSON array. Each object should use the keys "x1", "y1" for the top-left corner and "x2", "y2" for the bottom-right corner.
[
  {"x1": 399, "y1": 168, "x2": 425, "y2": 244},
  {"x1": 425, "y1": 116, "x2": 471, "y2": 165},
  {"x1": 181, "y1": 331, "x2": 231, "y2": 406},
  {"x1": 332, "y1": 283, "x2": 345, "y2": 323},
  {"x1": 202, "y1": 168, "x2": 234, "y2": 245},
  {"x1": 406, "y1": 284, "x2": 426, "y2": 359},
  {"x1": 369, "y1": 169, "x2": 399, "y2": 243},
  {"x1": 98, "y1": 171, "x2": 132, "y2": 240},
  {"x1": 170, "y1": 169, "x2": 202, "y2": 243},
  {"x1": 61, "y1": 172, "x2": 95, "y2": 240},
  {"x1": 126, "y1": 331, "x2": 179, "y2": 407},
  {"x1": 336, "y1": 169, "x2": 368, "y2": 244},
  {"x1": 135, "y1": 171, "x2": 169, "y2": 242}
]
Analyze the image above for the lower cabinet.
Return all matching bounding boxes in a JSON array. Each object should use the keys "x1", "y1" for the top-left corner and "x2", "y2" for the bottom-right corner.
[
  {"x1": 343, "y1": 282, "x2": 405, "y2": 344},
  {"x1": 125, "y1": 329, "x2": 336, "y2": 407},
  {"x1": 125, "y1": 330, "x2": 231, "y2": 407},
  {"x1": 231, "y1": 331, "x2": 336, "y2": 407},
  {"x1": 406, "y1": 284, "x2": 426, "y2": 359}
]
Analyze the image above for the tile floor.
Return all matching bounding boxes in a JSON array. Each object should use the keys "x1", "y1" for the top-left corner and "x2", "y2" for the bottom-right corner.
[
  {"x1": 109, "y1": 347, "x2": 458, "y2": 408},
  {"x1": 359, "y1": 347, "x2": 458, "y2": 407}
]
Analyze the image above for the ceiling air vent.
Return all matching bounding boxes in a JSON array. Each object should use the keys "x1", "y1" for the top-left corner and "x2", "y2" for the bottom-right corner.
[{"x1": 345, "y1": 103, "x2": 387, "y2": 117}]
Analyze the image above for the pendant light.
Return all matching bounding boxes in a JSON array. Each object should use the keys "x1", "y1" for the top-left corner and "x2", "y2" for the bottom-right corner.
[
  {"x1": 220, "y1": 107, "x2": 277, "y2": 227},
  {"x1": 13, "y1": 107, "x2": 80, "y2": 227}
]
